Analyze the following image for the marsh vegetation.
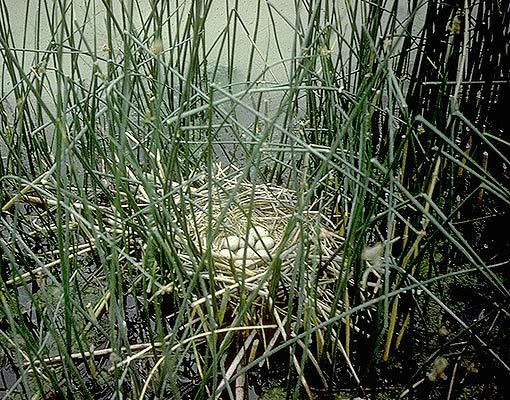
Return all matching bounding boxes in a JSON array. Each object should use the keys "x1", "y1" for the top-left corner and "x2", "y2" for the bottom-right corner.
[{"x1": 0, "y1": 0, "x2": 509, "y2": 398}]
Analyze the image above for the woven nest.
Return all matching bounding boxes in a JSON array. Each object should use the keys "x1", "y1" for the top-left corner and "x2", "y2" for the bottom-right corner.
[{"x1": 177, "y1": 170, "x2": 345, "y2": 307}]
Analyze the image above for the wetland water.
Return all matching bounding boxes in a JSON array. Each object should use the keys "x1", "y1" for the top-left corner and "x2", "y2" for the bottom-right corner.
[
  {"x1": 1, "y1": 0, "x2": 424, "y2": 168},
  {"x1": 2, "y1": 0, "x2": 314, "y2": 164},
  {"x1": 3, "y1": 0, "x2": 306, "y2": 107},
  {"x1": 2, "y1": 0, "x2": 423, "y2": 116}
]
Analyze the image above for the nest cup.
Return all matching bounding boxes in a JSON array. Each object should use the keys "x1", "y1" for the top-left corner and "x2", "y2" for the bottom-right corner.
[{"x1": 179, "y1": 171, "x2": 346, "y2": 305}]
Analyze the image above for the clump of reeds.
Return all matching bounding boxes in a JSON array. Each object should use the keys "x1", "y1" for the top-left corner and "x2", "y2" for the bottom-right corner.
[{"x1": 1, "y1": 0, "x2": 509, "y2": 398}]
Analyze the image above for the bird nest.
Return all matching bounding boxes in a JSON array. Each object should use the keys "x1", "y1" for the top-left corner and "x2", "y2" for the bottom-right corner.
[{"x1": 175, "y1": 170, "x2": 346, "y2": 307}]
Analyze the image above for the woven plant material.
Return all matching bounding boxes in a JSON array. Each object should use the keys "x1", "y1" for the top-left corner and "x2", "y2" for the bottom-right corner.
[{"x1": 173, "y1": 169, "x2": 346, "y2": 309}]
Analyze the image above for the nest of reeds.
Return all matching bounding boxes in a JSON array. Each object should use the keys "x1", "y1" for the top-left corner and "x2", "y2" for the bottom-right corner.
[{"x1": 175, "y1": 168, "x2": 346, "y2": 311}]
